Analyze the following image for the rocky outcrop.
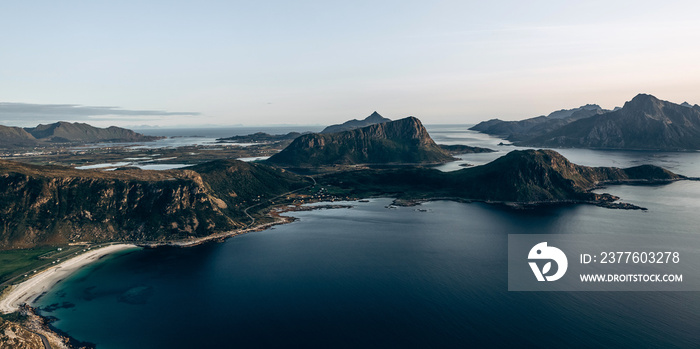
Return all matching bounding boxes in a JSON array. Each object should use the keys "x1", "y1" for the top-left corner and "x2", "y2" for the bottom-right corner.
[
  {"x1": 321, "y1": 111, "x2": 391, "y2": 134},
  {"x1": 0, "y1": 159, "x2": 308, "y2": 249},
  {"x1": 267, "y1": 117, "x2": 454, "y2": 166}
]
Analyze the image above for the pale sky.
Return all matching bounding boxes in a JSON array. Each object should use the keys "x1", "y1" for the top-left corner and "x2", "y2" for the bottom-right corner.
[{"x1": 2, "y1": 1, "x2": 700, "y2": 127}]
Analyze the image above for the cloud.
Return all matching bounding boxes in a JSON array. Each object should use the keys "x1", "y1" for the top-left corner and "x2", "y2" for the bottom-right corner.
[{"x1": 0, "y1": 102, "x2": 199, "y2": 125}]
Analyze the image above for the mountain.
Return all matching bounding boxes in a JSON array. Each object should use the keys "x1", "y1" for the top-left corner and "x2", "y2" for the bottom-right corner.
[
  {"x1": 0, "y1": 159, "x2": 308, "y2": 249},
  {"x1": 217, "y1": 131, "x2": 305, "y2": 143},
  {"x1": 522, "y1": 94, "x2": 700, "y2": 150},
  {"x1": 267, "y1": 116, "x2": 454, "y2": 167},
  {"x1": 319, "y1": 149, "x2": 683, "y2": 204},
  {"x1": 0, "y1": 126, "x2": 38, "y2": 148},
  {"x1": 470, "y1": 104, "x2": 609, "y2": 141},
  {"x1": 321, "y1": 111, "x2": 391, "y2": 134},
  {"x1": 24, "y1": 121, "x2": 160, "y2": 143}
]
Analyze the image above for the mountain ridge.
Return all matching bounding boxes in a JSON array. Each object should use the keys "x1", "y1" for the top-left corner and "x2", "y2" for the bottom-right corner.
[
  {"x1": 268, "y1": 116, "x2": 454, "y2": 167},
  {"x1": 321, "y1": 111, "x2": 391, "y2": 134},
  {"x1": 24, "y1": 121, "x2": 161, "y2": 143},
  {"x1": 0, "y1": 121, "x2": 160, "y2": 148},
  {"x1": 522, "y1": 94, "x2": 700, "y2": 150},
  {"x1": 319, "y1": 149, "x2": 683, "y2": 204},
  {"x1": 470, "y1": 94, "x2": 700, "y2": 150},
  {"x1": 470, "y1": 104, "x2": 609, "y2": 141}
]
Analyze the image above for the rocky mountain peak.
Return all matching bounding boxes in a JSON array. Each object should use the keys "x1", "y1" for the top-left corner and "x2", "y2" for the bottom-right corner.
[
  {"x1": 365, "y1": 111, "x2": 386, "y2": 123},
  {"x1": 321, "y1": 112, "x2": 392, "y2": 134},
  {"x1": 624, "y1": 93, "x2": 662, "y2": 109},
  {"x1": 269, "y1": 116, "x2": 452, "y2": 166}
]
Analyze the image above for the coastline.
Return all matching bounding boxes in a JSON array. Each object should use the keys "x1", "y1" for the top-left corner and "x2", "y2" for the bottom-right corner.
[
  {"x1": 0, "y1": 203, "x2": 349, "y2": 315},
  {"x1": 0, "y1": 244, "x2": 139, "y2": 314},
  {"x1": 134, "y1": 203, "x2": 352, "y2": 248}
]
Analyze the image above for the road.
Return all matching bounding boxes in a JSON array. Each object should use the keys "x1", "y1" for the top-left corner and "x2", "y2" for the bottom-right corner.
[
  {"x1": 35, "y1": 331, "x2": 52, "y2": 349},
  {"x1": 242, "y1": 176, "x2": 316, "y2": 228}
]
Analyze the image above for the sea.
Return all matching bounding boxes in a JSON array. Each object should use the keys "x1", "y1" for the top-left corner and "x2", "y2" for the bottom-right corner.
[{"x1": 35, "y1": 125, "x2": 700, "y2": 348}]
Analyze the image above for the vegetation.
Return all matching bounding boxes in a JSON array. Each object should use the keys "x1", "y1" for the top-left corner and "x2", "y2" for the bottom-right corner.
[
  {"x1": 0, "y1": 245, "x2": 93, "y2": 294},
  {"x1": 0, "y1": 247, "x2": 60, "y2": 285}
]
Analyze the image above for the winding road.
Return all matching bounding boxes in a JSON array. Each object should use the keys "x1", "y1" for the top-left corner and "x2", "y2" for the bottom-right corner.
[{"x1": 242, "y1": 175, "x2": 316, "y2": 228}]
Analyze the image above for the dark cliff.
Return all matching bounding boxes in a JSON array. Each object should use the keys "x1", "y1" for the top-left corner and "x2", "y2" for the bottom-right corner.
[
  {"x1": 267, "y1": 116, "x2": 454, "y2": 166},
  {"x1": 0, "y1": 159, "x2": 308, "y2": 249}
]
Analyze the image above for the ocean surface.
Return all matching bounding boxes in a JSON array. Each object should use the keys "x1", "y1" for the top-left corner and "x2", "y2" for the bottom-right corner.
[{"x1": 36, "y1": 126, "x2": 700, "y2": 348}]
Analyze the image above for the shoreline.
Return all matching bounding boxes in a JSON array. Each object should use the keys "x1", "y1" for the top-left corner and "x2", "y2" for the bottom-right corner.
[
  {"x1": 0, "y1": 244, "x2": 139, "y2": 314},
  {"x1": 0, "y1": 202, "x2": 350, "y2": 316},
  {"x1": 134, "y1": 203, "x2": 353, "y2": 248}
]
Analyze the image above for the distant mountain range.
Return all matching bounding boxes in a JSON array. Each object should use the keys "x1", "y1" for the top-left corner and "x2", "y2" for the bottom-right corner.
[
  {"x1": 471, "y1": 94, "x2": 700, "y2": 150},
  {"x1": 0, "y1": 121, "x2": 160, "y2": 148},
  {"x1": 267, "y1": 116, "x2": 455, "y2": 167},
  {"x1": 470, "y1": 104, "x2": 611, "y2": 142},
  {"x1": 321, "y1": 111, "x2": 391, "y2": 133}
]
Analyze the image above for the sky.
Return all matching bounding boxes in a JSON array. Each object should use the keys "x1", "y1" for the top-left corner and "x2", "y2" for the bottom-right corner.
[{"x1": 2, "y1": 0, "x2": 700, "y2": 127}]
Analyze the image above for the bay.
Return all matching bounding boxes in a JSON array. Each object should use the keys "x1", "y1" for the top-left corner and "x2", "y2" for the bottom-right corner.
[
  {"x1": 37, "y1": 191, "x2": 700, "y2": 348},
  {"x1": 34, "y1": 126, "x2": 700, "y2": 348}
]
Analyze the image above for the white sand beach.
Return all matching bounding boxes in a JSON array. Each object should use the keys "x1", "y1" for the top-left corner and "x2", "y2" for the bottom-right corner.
[{"x1": 0, "y1": 244, "x2": 139, "y2": 314}]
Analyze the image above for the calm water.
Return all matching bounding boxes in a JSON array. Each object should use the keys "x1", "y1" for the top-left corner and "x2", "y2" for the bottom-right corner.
[{"x1": 35, "y1": 126, "x2": 700, "y2": 348}]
